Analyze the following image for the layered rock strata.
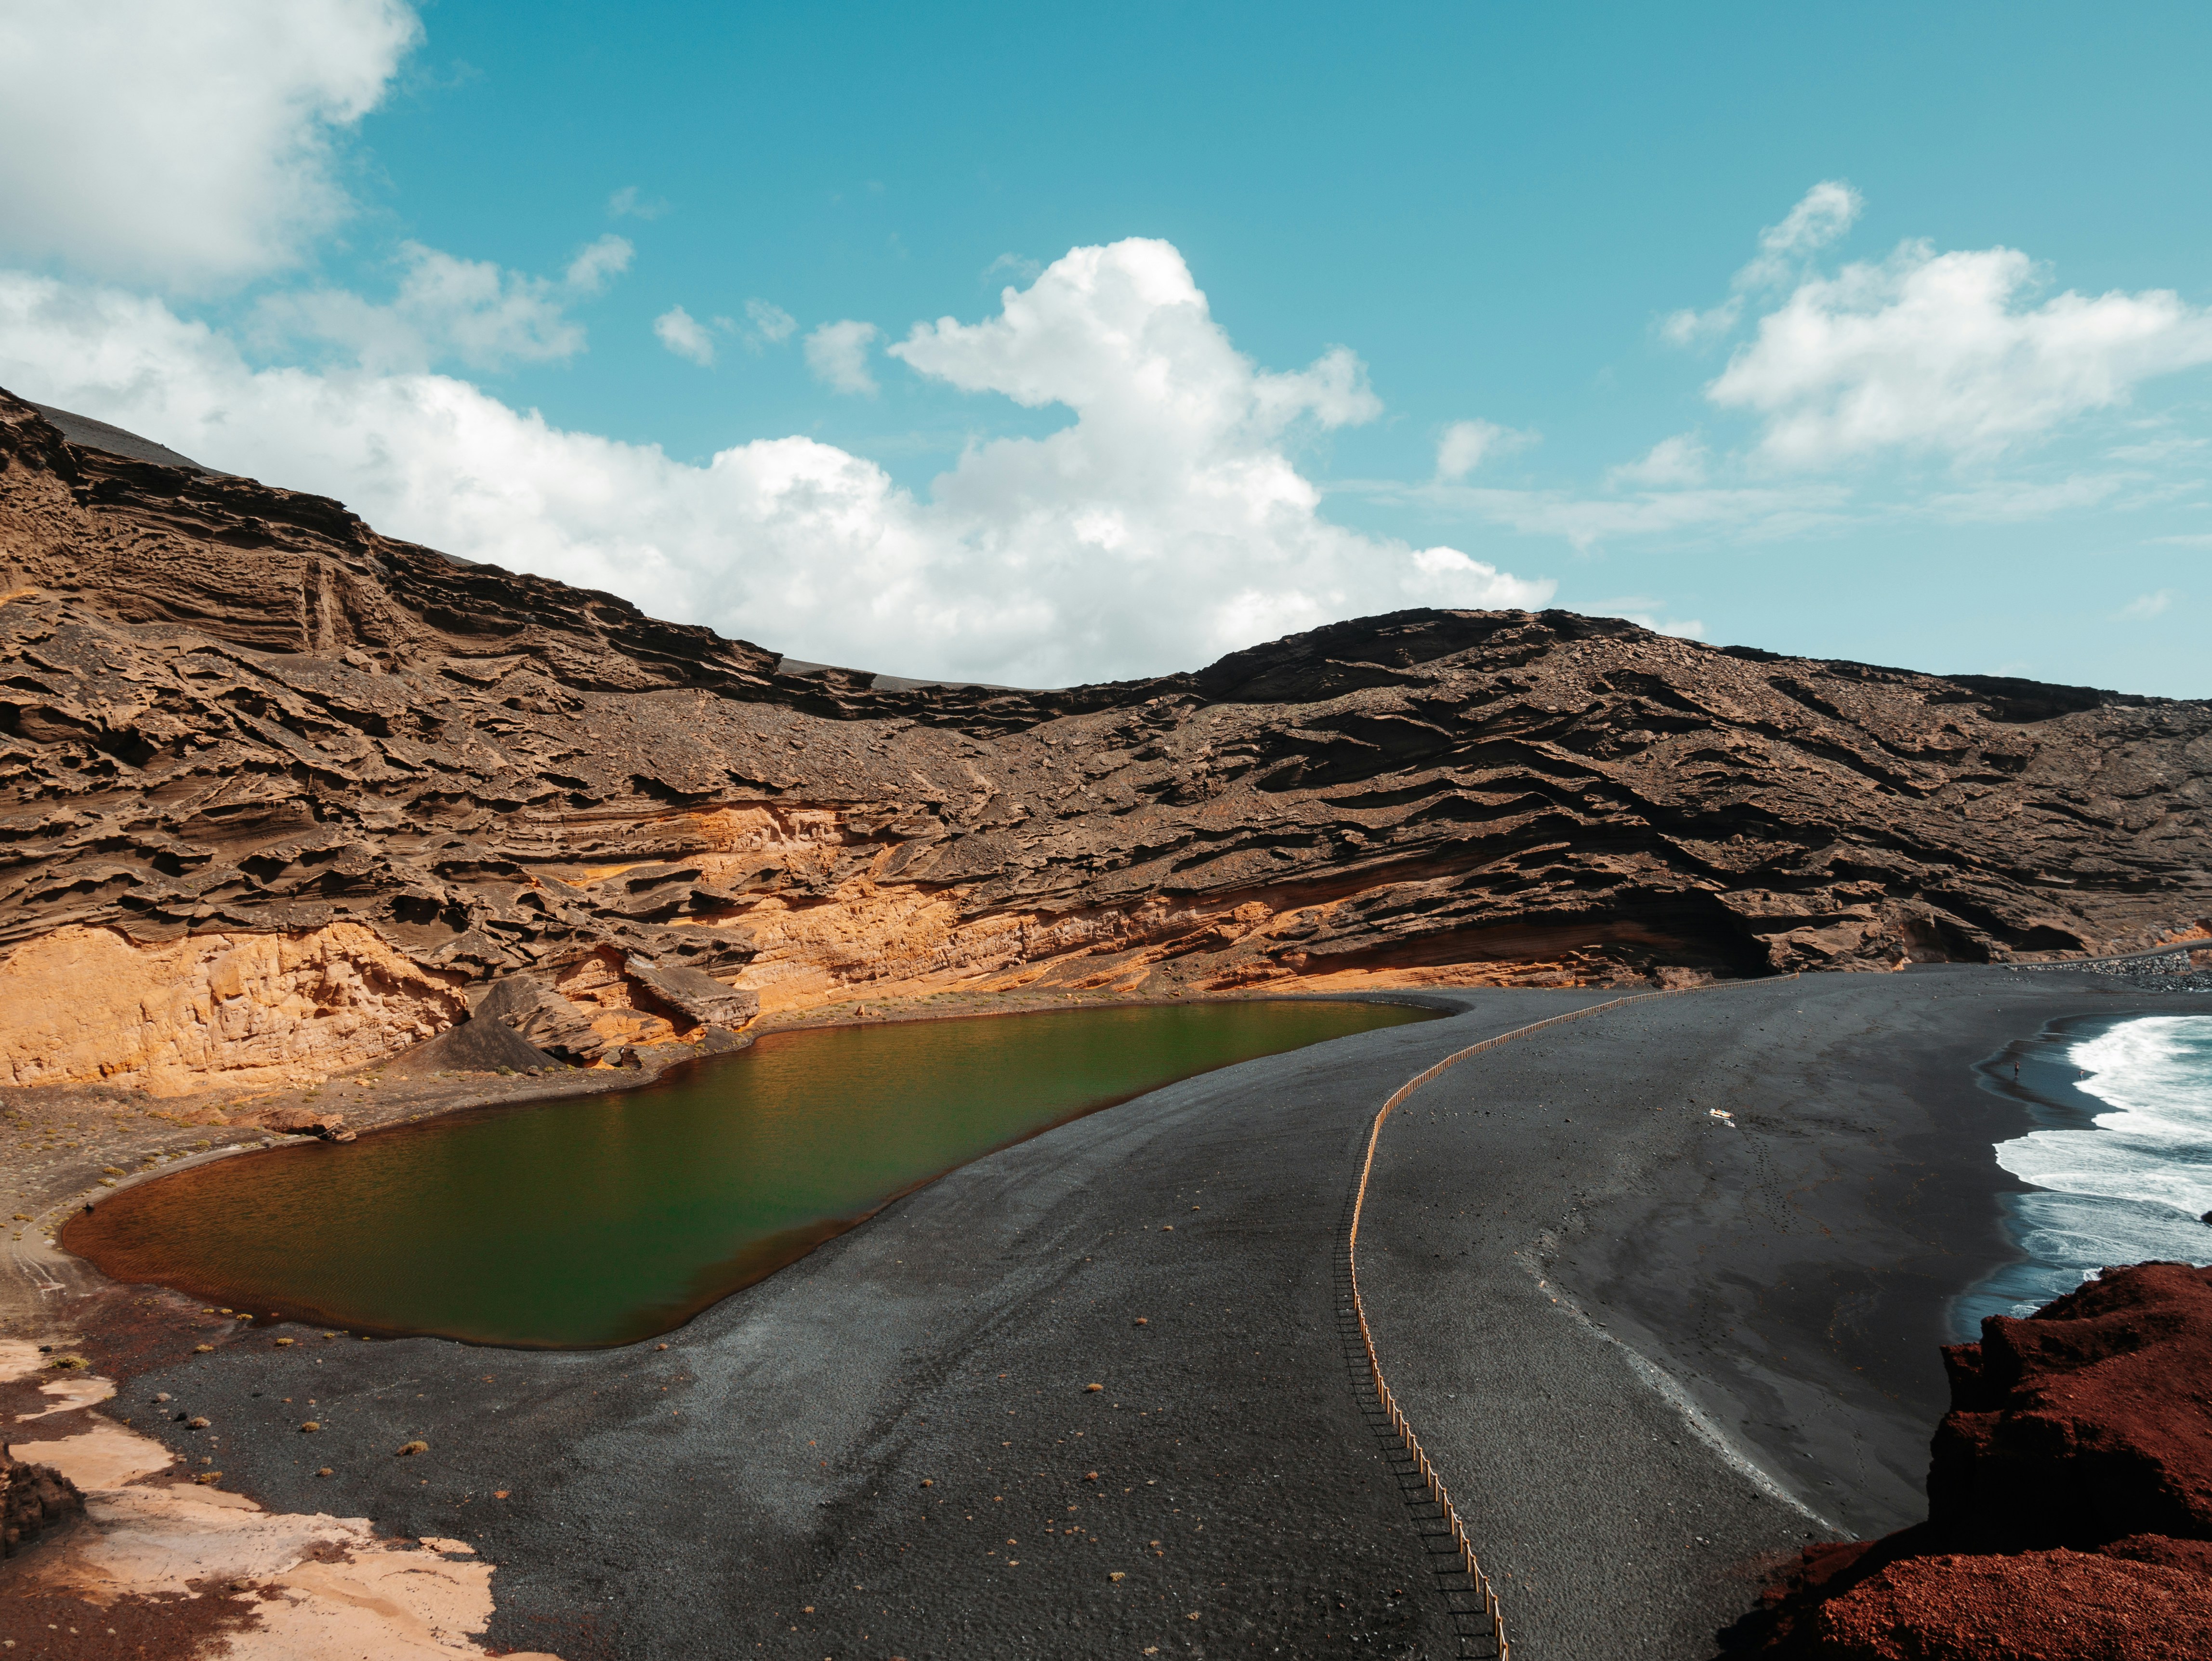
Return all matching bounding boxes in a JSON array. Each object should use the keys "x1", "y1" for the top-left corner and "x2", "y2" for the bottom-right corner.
[
  {"x1": 1, "y1": 388, "x2": 2209, "y2": 1093},
  {"x1": 1732, "y1": 1262, "x2": 2212, "y2": 1659}
]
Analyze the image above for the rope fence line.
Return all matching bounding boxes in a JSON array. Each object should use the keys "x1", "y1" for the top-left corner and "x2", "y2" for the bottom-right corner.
[
  {"x1": 1345, "y1": 991, "x2": 1672, "y2": 1661},
  {"x1": 1345, "y1": 973, "x2": 1799, "y2": 1657}
]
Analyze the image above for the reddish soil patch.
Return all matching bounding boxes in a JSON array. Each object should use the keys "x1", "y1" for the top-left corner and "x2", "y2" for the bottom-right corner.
[{"x1": 0, "y1": 1586, "x2": 261, "y2": 1660}]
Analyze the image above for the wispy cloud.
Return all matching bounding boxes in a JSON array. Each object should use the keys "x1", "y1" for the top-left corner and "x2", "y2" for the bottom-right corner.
[
  {"x1": 984, "y1": 252, "x2": 1043, "y2": 284},
  {"x1": 1605, "y1": 434, "x2": 1707, "y2": 489},
  {"x1": 254, "y1": 234, "x2": 628, "y2": 372},
  {"x1": 1586, "y1": 595, "x2": 1707, "y2": 639},
  {"x1": 1434, "y1": 419, "x2": 1533, "y2": 481},
  {"x1": 607, "y1": 184, "x2": 670, "y2": 221},
  {"x1": 2117, "y1": 589, "x2": 2177, "y2": 620},
  {"x1": 1661, "y1": 180, "x2": 1862, "y2": 345},
  {"x1": 805, "y1": 318, "x2": 882, "y2": 395},
  {"x1": 654, "y1": 304, "x2": 715, "y2": 366},
  {"x1": 564, "y1": 233, "x2": 632, "y2": 294},
  {"x1": 744, "y1": 299, "x2": 797, "y2": 346}
]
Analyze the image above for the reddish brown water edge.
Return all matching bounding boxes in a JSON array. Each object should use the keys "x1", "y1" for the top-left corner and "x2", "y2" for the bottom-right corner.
[{"x1": 66, "y1": 999, "x2": 1437, "y2": 1348}]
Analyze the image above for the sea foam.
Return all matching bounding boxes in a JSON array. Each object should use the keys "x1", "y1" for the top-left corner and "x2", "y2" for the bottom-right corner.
[{"x1": 1988, "y1": 1015, "x2": 2212, "y2": 1314}]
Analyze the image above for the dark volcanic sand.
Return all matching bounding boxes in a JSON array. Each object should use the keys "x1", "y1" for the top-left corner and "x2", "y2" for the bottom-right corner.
[
  {"x1": 81, "y1": 973, "x2": 2212, "y2": 1659},
  {"x1": 1361, "y1": 965, "x2": 2212, "y2": 1658}
]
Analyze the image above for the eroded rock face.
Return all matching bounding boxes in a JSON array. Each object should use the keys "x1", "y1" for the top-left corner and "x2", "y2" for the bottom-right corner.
[
  {"x1": 1729, "y1": 1264, "x2": 2212, "y2": 1659},
  {"x1": 0, "y1": 923, "x2": 464, "y2": 1094},
  {"x1": 1932, "y1": 1261, "x2": 2212, "y2": 1550},
  {"x1": 1, "y1": 387, "x2": 2209, "y2": 1091}
]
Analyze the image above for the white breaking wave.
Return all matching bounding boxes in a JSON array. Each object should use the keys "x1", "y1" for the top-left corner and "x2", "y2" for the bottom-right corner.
[
  {"x1": 2000, "y1": 1016, "x2": 2212, "y2": 1216},
  {"x1": 1992, "y1": 1016, "x2": 2212, "y2": 1301}
]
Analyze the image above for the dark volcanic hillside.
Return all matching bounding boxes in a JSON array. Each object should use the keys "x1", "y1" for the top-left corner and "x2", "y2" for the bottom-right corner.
[{"x1": 0, "y1": 389, "x2": 2207, "y2": 1093}]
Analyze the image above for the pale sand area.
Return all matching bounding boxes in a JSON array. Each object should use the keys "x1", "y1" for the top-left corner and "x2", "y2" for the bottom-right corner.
[{"x1": 0, "y1": 1340, "x2": 556, "y2": 1659}]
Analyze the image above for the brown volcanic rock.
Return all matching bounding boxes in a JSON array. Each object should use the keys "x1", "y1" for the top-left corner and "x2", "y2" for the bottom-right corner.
[
  {"x1": 1931, "y1": 1261, "x2": 2212, "y2": 1550},
  {"x1": 0, "y1": 1445, "x2": 82, "y2": 1556},
  {"x1": 0, "y1": 386, "x2": 2209, "y2": 1092}
]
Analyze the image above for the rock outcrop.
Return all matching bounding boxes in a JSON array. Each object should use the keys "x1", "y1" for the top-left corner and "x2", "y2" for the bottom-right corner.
[
  {"x1": 0, "y1": 1444, "x2": 83, "y2": 1556},
  {"x1": 1, "y1": 387, "x2": 2209, "y2": 1092},
  {"x1": 1730, "y1": 1263, "x2": 2212, "y2": 1659}
]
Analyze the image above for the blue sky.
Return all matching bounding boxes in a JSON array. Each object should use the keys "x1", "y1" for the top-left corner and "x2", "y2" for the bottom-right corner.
[{"x1": 3, "y1": 1, "x2": 2209, "y2": 690}]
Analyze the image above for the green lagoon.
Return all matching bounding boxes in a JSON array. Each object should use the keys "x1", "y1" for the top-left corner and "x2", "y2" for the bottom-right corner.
[{"x1": 67, "y1": 999, "x2": 1436, "y2": 1347}]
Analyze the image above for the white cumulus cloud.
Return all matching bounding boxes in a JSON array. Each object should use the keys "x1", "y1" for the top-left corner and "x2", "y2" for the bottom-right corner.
[
  {"x1": 805, "y1": 320, "x2": 881, "y2": 395},
  {"x1": 1710, "y1": 241, "x2": 2212, "y2": 466},
  {"x1": 654, "y1": 305, "x2": 716, "y2": 367},
  {"x1": 0, "y1": 0, "x2": 420, "y2": 290},
  {"x1": 0, "y1": 239, "x2": 1552, "y2": 686}
]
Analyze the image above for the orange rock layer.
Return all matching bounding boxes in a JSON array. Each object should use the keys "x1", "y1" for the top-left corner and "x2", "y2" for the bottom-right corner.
[{"x1": 1, "y1": 388, "x2": 2208, "y2": 1089}]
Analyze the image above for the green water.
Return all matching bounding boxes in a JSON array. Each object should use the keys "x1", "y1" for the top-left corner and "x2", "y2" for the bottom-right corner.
[{"x1": 67, "y1": 1000, "x2": 1435, "y2": 1348}]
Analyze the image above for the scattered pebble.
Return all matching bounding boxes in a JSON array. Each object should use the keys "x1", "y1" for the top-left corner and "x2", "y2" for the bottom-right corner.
[
  {"x1": 299, "y1": 1421, "x2": 321, "y2": 1433},
  {"x1": 1084, "y1": 1383, "x2": 1104, "y2": 1393}
]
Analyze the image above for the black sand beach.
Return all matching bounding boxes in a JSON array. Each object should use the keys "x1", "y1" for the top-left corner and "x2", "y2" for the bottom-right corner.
[{"x1": 81, "y1": 970, "x2": 2212, "y2": 1658}]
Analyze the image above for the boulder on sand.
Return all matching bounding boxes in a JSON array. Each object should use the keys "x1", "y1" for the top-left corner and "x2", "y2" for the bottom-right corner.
[{"x1": 1, "y1": 1446, "x2": 82, "y2": 1556}]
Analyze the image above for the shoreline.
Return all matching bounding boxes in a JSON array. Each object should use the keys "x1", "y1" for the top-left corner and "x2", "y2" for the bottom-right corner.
[
  {"x1": 56, "y1": 993, "x2": 1455, "y2": 1352},
  {"x1": 1959, "y1": 1005, "x2": 2212, "y2": 1330},
  {"x1": 1354, "y1": 965, "x2": 2212, "y2": 1655},
  {"x1": 6, "y1": 967, "x2": 2212, "y2": 1657},
  {"x1": 0, "y1": 982, "x2": 1422, "y2": 1338}
]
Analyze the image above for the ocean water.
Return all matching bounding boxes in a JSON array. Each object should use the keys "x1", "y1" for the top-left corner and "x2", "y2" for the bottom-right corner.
[{"x1": 1958, "y1": 1014, "x2": 2212, "y2": 1332}]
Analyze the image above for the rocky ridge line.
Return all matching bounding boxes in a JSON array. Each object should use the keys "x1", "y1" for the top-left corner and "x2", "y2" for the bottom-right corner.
[{"x1": 0, "y1": 388, "x2": 2207, "y2": 1093}]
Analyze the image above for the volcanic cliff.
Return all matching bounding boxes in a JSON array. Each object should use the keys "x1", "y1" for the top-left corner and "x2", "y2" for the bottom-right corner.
[
  {"x1": 0, "y1": 388, "x2": 2207, "y2": 1094},
  {"x1": 1731, "y1": 1262, "x2": 2212, "y2": 1661}
]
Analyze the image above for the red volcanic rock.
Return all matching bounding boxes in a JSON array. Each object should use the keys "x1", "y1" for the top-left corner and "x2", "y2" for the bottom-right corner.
[
  {"x1": 1930, "y1": 1262, "x2": 2212, "y2": 1551},
  {"x1": 1805, "y1": 1549, "x2": 2212, "y2": 1661},
  {"x1": 1729, "y1": 1264, "x2": 2212, "y2": 1658}
]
